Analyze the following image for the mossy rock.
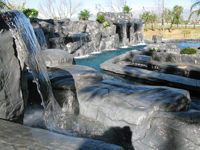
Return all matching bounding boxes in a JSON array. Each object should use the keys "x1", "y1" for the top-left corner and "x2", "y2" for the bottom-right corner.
[{"x1": 180, "y1": 47, "x2": 197, "y2": 55}]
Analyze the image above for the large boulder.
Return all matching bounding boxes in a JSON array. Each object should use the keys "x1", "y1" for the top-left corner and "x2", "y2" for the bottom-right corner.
[
  {"x1": 40, "y1": 49, "x2": 75, "y2": 67},
  {"x1": 0, "y1": 18, "x2": 28, "y2": 123},
  {"x1": 47, "y1": 65, "x2": 103, "y2": 114}
]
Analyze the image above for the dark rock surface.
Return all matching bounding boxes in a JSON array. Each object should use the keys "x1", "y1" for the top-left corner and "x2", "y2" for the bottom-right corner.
[
  {"x1": 152, "y1": 35, "x2": 162, "y2": 43},
  {"x1": 0, "y1": 119, "x2": 123, "y2": 150},
  {"x1": 0, "y1": 20, "x2": 28, "y2": 123},
  {"x1": 100, "y1": 50, "x2": 200, "y2": 91}
]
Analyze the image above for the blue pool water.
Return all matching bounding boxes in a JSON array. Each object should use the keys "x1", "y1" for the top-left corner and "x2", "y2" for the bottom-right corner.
[{"x1": 75, "y1": 42, "x2": 200, "y2": 110}]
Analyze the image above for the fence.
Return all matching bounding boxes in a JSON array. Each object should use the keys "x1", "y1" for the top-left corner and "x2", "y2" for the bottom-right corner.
[{"x1": 144, "y1": 32, "x2": 200, "y2": 40}]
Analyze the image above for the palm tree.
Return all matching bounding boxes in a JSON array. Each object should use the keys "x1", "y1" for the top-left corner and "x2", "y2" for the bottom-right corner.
[
  {"x1": 78, "y1": 9, "x2": 92, "y2": 20},
  {"x1": 188, "y1": 9, "x2": 200, "y2": 29},
  {"x1": 123, "y1": 5, "x2": 132, "y2": 14},
  {"x1": 191, "y1": 0, "x2": 200, "y2": 12}
]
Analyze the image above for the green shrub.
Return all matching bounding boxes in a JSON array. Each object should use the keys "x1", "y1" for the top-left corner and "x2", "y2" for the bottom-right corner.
[
  {"x1": 78, "y1": 9, "x2": 92, "y2": 20},
  {"x1": 149, "y1": 48, "x2": 157, "y2": 52},
  {"x1": 180, "y1": 47, "x2": 197, "y2": 54},
  {"x1": 104, "y1": 22, "x2": 110, "y2": 27},
  {"x1": 96, "y1": 14, "x2": 105, "y2": 24},
  {"x1": 123, "y1": 5, "x2": 132, "y2": 14}
]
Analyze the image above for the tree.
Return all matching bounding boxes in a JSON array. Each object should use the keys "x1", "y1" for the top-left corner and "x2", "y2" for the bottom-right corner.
[
  {"x1": 168, "y1": 5, "x2": 183, "y2": 29},
  {"x1": 140, "y1": 9, "x2": 157, "y2": 30},
  {"x1": 149, "y1": 11, "x2": 158, "y2": 30},
  {"x1": 23, "y1": 8, "x2": 38, "y2": 21},
  {"x1": 38, "y1": 0, "x2": 83, "y2": 19},
  {"x1": 123, "y1": 5, "x2": 132, "y2": 14},
  {"x1": 78, "y1": 9, "x2": 92, "y2": 20},
  {"x1": 189, "y1": 1, "x2": 200, "y2": 29},
  {"x1": 105, "y1": 0, "x2": 127, "y2": 12},
  {"x1": 191, "y1": 0, "x2": 200, "y2": 12}
]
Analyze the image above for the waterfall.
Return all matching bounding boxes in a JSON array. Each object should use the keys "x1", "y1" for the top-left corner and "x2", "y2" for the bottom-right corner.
[
  {"x1": 34, "y1": 28, "x2": 48, "y2": 50},
  {"x1": 134, "y1": 21, "x2": 144, "y2": 44},
  {"x1": 70, "y1": 33, "x2": 90, "y2": 56},
  {"x1": 119, "y1": 21, "x2": 128, "y2": 47},
  {"x1": 1, "y1": 10, "x2": 107, "y2": 136},
  {"x1": 0, "y1": 9, "x2": 64, "y2": 132},
  {"x1": 130, "y1": 21, "x2": 135, "y2": 45}
]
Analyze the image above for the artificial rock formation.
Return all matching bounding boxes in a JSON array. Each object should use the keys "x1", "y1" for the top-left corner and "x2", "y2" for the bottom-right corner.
[
  {"x1": 32, "y1": 13, "x2": 144, "y2": 57},
  {"x1": 0, "y1": 17, "x2": 28, "y2": 123}
]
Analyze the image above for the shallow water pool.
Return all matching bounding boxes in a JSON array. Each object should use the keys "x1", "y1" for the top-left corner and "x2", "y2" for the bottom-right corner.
[{"x1": 75, "y1": 43, "x2": 200, "y2": 110}]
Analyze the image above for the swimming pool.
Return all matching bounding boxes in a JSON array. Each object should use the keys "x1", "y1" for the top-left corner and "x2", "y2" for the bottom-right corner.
[{"x1": 75, "y1": 42, "x2": 200, "y2": 110}]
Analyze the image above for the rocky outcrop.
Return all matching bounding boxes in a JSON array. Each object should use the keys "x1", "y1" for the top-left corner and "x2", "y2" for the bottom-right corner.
[
  {"x1": 31, "y1": 13, "x2": 144, "y2": 57},
  {"x1": 143, "y1": 43, "x2": 180, "y2": 53},
  {"x1": 0, "y1": 17, "x2": 28, "y2": 123},
  {"x1": 152, "y1": 34, "x2": 162, "y2": 43},
  {"x1": 40, "y1": 49, "x2": 75, "y2": 67}
]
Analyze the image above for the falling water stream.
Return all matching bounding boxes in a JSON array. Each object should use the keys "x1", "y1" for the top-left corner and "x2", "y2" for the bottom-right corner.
[{"x1": 1, "y1": 10, "x2": 107, "y2": 137}]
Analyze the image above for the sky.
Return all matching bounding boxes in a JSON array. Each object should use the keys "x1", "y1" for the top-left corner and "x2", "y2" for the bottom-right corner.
[{"x1": 24, "y1": 0, "x2": 194, "y2": 20}]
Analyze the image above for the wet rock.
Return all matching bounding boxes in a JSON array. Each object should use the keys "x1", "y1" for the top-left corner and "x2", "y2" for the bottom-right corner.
[
  {"x1": 0, "y1": 119, "x2": 123, "y2": 150},
  {"x1": 0, "y1": 19, "x2": 28, "y2": 123},
  {"x1": 47, "y1": 65, "x2": 103, "y2": 114},
  {"x1": 34, "y1": 28, "x2": 48, "y2": 50},
  {"x1": 38, "y1": 21, "x2": 54, "y2": 34}
]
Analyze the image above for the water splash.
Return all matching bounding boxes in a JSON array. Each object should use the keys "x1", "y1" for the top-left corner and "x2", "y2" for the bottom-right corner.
[
  {"x1": 0, "y1": 10, "x2": 108, "y2": 137},
  {"x1": 0, "y1": 9, "x2": 63, "y2": 132}
]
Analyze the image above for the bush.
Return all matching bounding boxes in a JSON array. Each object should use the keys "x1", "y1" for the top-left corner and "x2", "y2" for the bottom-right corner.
[
  {"x1": 104, "y1": 22, "x2": 110, "y2": 27},
  {"x1": 180, "y1": 47, "x2": 197, "y2": 54},
  {"x1": 96, "y1": 14, "x2": 105, "y2": 24},
  {"x1": 78, "y1": 9, "x2": 92, "y2": 20},
  {"x1": 149, "y1": 48, "x2": 157, "y2": 52}
]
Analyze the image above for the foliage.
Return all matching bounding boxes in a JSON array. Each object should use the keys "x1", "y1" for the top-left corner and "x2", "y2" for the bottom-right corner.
[
  {"x1": 78, "y1": 9, "x2": 92, "y2": 20},
  {"x1": 168, "y1": 5, "x2": 183, "y2": 29},
  {"x1": 180, "y1": 47, "x2": 197, "y2": 54},
  {"x1": 149, "y1": 48, "x2": 157, "y2": 52},
  {"x1": 23, "y1": 8, "x2": 38, "y2": 19},
  {"x1": 96, "y1": 14, "x2": 105, "y2": 24},
  {"x1": 104, "y1": 22, "x2": 110, "y2": 27},
  {"x1": 0, "y1": 0, "x2": 7, "y2": 8},
  {"x1": 140, "y1": 9, "x2": 157, "y2": 30},
  {"x1": 190, "y1": 0, "x2": 200, "y2": 12},
  {"x1": 123, "y1": 5, "x2": 132, "y2": 14},
  {"x1": 188, "y1": 9, "x2": 200, "y2": 29},
  {"x1": 181, "y1": 30, "x2": 191, "y2": 34}
]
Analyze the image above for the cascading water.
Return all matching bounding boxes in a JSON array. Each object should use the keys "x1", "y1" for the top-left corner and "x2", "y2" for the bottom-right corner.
[
  {"x1": 0, "y1": 10, "x2": 107, "y2": 136},
  {"x1": 0, "y1": 9, "x2": 64, "y2": 132},
  {"x1": 70, "y1": 33, "x2": 89, "y2": 55},
  {"x1": 134, "y1": 21, "x2": 144, "y2": 44},
  {"x1": 34, "y1": 28, "x2": 48, "y2": 50},
  {"x1": 129, "y1": 21, "x2": 135, "y2": 45},
  {"x1": 119, "y1": 21, "x2": 128, "y2": 47}
]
